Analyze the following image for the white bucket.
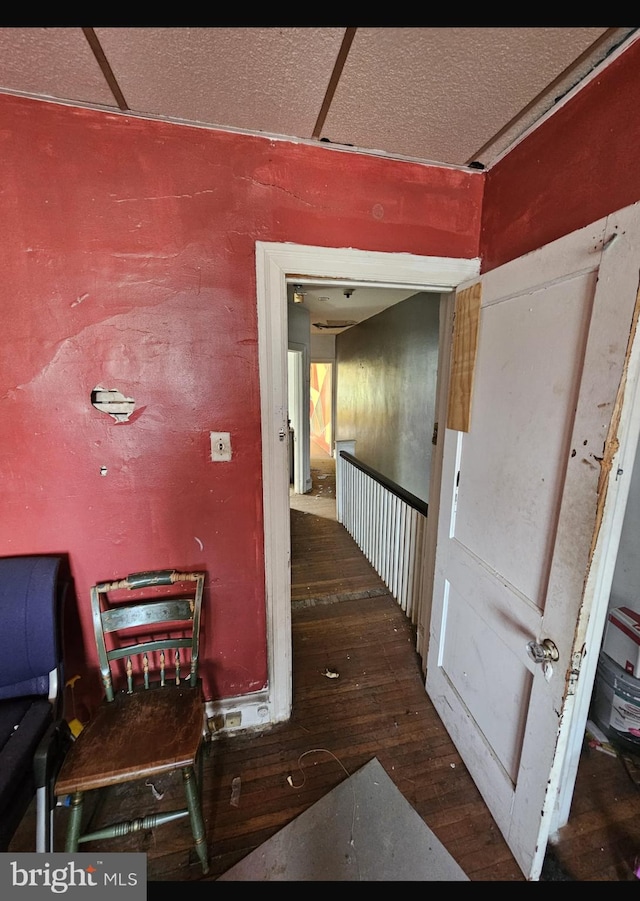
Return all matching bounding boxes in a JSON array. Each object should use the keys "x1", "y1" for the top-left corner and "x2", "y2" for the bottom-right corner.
[{"x1": 592, "y1": 650, "x2": 640, "y2": 748}]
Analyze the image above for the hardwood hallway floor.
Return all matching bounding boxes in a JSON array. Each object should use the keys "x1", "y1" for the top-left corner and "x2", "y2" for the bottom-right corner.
[
  {"x1": 288, "y1": 452, "x2": 640, "y2": 882},
  {"x1": 8, "y1": 450, "x2": 640, "y2": 881}
]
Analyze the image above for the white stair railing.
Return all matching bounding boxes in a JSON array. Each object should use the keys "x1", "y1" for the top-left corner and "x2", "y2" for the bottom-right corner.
[{"x1": 337, "y1": 449, "x2": 428, "y2": 624}]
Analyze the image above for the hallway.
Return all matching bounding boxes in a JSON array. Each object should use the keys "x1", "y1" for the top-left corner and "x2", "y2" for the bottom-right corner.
[{"x1": 289, "y1": 441, "x2": 389, "y2": 608}]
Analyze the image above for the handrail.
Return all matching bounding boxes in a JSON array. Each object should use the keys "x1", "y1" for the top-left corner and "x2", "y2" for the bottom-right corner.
[{"x1": 339, "y1": 451, "x2": 428, "y2": 517}]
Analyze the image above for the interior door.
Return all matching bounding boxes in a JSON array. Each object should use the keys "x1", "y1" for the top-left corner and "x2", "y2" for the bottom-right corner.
[{"x1": 426, "y1": 202, "x2": 640, "y2": 880}]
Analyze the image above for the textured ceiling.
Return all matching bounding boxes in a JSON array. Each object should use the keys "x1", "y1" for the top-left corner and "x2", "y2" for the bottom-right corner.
[
  {"x1": 0, "y1": 27, "x2": 636, "y2": 169},
  {"x1": 1, "y1": 26, "x2": 637, "y2": 331}
]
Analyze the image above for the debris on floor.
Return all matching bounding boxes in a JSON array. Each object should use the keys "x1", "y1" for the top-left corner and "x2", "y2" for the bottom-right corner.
[
  {"x1": 230, "y1": 776, "x2": 241, "y2": 807},
  {"x1": 585, "y1": 719, "x2": 617, "y2": 757},
  {"x1": 323, "y1": 668, "x2": 339, "y2": 679}
]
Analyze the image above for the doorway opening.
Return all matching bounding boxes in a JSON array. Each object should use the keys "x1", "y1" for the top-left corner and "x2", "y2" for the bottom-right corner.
[{"x1": 256, "y1": 241, "x2": 480, "y2": 724}]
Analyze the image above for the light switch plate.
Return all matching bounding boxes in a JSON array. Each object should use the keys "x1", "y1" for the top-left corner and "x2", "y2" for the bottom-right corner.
[{"x1": 210, "y1": 432, "x2": 232, "y2": 462}]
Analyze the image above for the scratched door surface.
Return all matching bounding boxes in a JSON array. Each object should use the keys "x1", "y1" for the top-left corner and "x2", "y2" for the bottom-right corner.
[{"x1": 427, "y1": 203, "x2": 640, "y2": 880}]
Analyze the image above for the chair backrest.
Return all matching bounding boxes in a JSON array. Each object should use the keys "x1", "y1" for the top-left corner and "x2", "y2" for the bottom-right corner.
[
  {"x1": 0, "y1": 555, "x2": 66, "y2": 708},
  {"x1": 90, "y1": 570, "x2": 205, "y2": 702}
]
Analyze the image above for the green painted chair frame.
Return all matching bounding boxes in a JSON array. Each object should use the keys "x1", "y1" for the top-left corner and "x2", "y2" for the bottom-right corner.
[{"x1": 54, "y1": 569, "x2": 209, "y2": 874}]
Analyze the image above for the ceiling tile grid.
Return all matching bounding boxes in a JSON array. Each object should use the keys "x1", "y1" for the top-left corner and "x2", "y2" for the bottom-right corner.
[
  {"x1": 95, "y1": 27, "x2": 345, "y2": 138},
  {"x1": 0, "y1": 27, "x2": 114, "y2": 107},
  {"x1": 0, "y1": 26, "x2": 635, "y2": 172},
  {"x1": 320, "y1": 27, "x2": 609, "y2": 165}
]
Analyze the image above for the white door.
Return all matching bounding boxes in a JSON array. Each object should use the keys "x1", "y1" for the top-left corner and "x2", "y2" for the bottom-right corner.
[{"x1": 426, "y1": 202, "x2": 640, "y2": 880}]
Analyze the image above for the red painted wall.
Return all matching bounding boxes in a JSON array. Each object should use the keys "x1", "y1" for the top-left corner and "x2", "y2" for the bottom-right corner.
[
  {"x1": 481, "y1": 36, "x2": 640, "y2": 272},
  {"x1": 0, "y1": 93, "x2": 482, "y2": 713}
]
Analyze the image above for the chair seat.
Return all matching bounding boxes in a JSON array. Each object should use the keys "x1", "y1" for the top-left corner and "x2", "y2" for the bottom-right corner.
[{"x1": 55, "y1": 685, "x2": 204, "y2": 796}]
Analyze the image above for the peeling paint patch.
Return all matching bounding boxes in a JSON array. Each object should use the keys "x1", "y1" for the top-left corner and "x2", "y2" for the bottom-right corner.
[
  {"x1": 194, "y1": 537, "x2": 204, "y2": 551},
  {"x1": 237, "y1": 174, "x2": 316, "y2": 207},
  {"x1": 110, "y1": 190, "x2": 217, "y2": 204},
  {"x1": 566, "y1": 649, "x2": 585, "y2": 697},
  {"x1": 91, "y1": 386, "x2": 135, "y2": 423},
  {"x1": 71, "y1": 293, "x2": 89, "y2": 307},
  {"x1": 112, "y1": 251, "x2": 180, "y2": 260},
  {"x1": 588, "y1": 272, "x2": 640, "y2": 565}
]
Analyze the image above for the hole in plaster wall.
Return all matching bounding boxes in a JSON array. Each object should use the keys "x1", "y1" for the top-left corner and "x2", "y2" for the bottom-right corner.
[{"x1": 91, "y1": 386, "x2": 135, "y2": 423}]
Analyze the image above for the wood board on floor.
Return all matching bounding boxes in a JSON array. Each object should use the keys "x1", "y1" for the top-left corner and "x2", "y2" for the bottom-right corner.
[{"x1": 217, "y1": 757, "x2": 469, "y2": 881}]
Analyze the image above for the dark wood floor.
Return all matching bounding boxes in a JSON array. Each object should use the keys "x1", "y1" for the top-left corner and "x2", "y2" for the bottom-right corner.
[{"x1": 9, "y1": 452, "x2": 640, "y2": 882}]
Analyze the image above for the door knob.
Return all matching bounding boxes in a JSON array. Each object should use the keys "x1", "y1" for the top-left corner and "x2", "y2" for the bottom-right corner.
[{"x1": 526, "y1": 638, "x2": 559, "y2": 665}]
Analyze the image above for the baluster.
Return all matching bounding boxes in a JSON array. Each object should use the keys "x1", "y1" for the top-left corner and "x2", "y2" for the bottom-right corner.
[
  {"x1": 126, "y1": 656, "x2": 133, "y2": 694},
  {"x1": 175, "y1": 649, "x2": 181, "y2": 685},
  {"x1": 143, "y1": 653, "x2": 149, "y2": 690},
  {"x1": 160, "y1": 650, "x2": 165, "y2": 687}
]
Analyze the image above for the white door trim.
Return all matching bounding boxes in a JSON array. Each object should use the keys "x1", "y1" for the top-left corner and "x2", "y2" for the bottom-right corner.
[{"x1": 256, "y1": 241, "x2": 481, "y2": 722}]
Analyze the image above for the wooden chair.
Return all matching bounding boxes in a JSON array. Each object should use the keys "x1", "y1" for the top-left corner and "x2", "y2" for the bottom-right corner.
[{"x1": 54, "y1": 569, "x2": 209, "y2": 874}]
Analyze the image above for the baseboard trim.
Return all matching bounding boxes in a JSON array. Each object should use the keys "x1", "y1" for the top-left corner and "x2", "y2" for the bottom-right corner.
[{"x1": 205, "y1": 689, "x2": 273, "y2": 736}]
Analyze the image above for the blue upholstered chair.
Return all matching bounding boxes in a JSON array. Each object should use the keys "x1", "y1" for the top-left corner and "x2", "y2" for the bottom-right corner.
[{"x1": 0, "y1": 555, "x2": 72, "y2": 852}]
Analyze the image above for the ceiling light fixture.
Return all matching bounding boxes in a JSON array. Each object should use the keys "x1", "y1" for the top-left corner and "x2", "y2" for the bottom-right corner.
[{"x1": 313, "y1": 320, "x2": 357, "y2": 330}]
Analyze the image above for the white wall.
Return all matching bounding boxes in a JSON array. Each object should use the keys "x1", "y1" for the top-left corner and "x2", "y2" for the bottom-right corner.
[
  {"x1": 609, "y1": 438, "x2": 640, "y2": 610},
  {"x1": 310, "y1": 333, "x2": 335, "y2": 362},
  {"x1": 288, "y1": 301, "x2": 311, "y2": 491}
]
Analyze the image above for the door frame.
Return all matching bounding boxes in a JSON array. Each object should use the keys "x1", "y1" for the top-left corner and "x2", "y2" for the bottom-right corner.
[
  {"x1": 255, "y1": 241, "x2": 481, "y2": 722},
  {"x1": 553, "y1": 365, "x2": 640, "y2": 830}
]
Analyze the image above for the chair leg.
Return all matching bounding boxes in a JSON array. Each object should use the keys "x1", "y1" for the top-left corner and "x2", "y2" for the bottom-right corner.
[
  {"x1": 65, "y1": 792, "x2": 84, "y2": 852},
  {"x1": 182, "y1": 766, "x2": 209, "y2": 875},
  {"x1": 198, "y1": 744, "x2": 204, "y2": 794},
  {"x1": 35, "y1": 785, "x2": 50, "y2": 852},
  {"x1": 35, "y1": 719, "x2": 73, "y2": 851}
]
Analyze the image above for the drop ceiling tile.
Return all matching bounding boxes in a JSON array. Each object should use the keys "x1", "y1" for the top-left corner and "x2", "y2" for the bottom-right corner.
[
  {"x1": 321, "y1": 27, "x2": 609, "y2": 165},
  {"x1": 0, "y1": 27, "x2": 117, "y2": 108},
  {"x1": 96, "y1": 27, "x2": 345, "y2": 138}
]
